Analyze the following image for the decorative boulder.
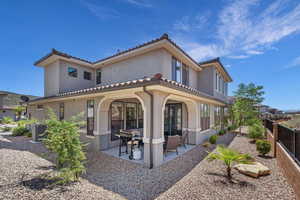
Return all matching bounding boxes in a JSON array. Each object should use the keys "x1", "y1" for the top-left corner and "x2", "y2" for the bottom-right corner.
[{"x1": 234, "y1": 162, "x2": 271, "y2": 178}]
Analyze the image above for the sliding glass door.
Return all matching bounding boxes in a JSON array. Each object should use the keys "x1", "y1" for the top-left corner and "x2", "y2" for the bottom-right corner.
[
  {"x1": 110, "y1": 101, "x2": 143, "y2": 141},
  {"x1": 164, "y1": 103, "x2": 182, "y2": 136}
]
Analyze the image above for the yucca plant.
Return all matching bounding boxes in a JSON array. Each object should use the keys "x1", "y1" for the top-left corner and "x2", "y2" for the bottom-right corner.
[{"x1": 207, "y1": 145, "x2": 253, "y2": 181}]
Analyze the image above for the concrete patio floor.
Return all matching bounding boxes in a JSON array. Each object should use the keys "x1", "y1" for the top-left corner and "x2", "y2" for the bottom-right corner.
[{"x1": 102, "y1": 144, "x2": 196, "y2": 165}]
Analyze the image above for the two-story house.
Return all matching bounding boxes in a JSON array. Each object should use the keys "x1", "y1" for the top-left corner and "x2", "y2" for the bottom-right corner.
[{"x1": 27, "y1": 34, "x2": 232, "y2": 168}]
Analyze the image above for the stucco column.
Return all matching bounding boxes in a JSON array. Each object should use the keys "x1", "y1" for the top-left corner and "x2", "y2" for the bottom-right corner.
[
  {"x1": 94, "y1": 96, "x2": 112, "y2": 151},
  {"x1": 138, "y1": 91, "x2": 168, "y2": 167},
  {"x1": 210, "y1": 105, "x2": 215, "y2": 128},
  {"x1": 152, "y1": 91, "x2": 168, "y2": 167}
]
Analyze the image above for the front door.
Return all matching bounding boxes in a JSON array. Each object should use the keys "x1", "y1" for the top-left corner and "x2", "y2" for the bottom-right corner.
[{"x1": 164, "y1": 103, "x2": 182, "y2": 136}]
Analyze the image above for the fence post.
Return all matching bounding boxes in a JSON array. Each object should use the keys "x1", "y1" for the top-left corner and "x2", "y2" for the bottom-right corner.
[{"x1": 273, "y1": 122, "x2": 278, "y2": 158}]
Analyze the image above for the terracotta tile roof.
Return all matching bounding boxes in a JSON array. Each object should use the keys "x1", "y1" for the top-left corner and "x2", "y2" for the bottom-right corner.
[
  {"x1": 34, "y1": 33, "x2": 201, "y2": 69},
  {"x1": 28, "y1": 75, "x2": 227, "y2": 104},
  {"x1": 34, "y1": 49, "x2": 93, "y2": 66}
]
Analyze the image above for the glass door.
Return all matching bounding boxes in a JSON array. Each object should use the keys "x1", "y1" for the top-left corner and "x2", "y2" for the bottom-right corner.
[
  {"x1": 164, "y1": 103, "x2": 182, "y2": 136},
  {"x1": 111, "y1": 102, "x2": 124, "y2": 140}
]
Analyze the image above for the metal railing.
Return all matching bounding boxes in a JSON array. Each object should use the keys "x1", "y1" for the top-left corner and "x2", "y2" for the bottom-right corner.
[
  {"x1": 277, "y1": 124, "x2": 300, "y2": 166},
  {"x1": 265, "y1": 118, "x2": 274, "y2": 134}
]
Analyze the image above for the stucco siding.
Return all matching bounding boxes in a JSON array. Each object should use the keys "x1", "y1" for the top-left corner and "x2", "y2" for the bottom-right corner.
[
  {"x1": 0, "y1": 109, "x2": 15, "y2": 120},
  {"x1": 98, "y1": 49, "x2": 172, "y2": 85},
  {"x1": 197, "y1": 67, "x2": 214, "y2": 95},
  {"x1": 189, "y1": 67, "x2": 198, "y2": 88},
  {"x1": 44, "y1": 61, "x2": 60, "y2": 97},
  {"x1": 64, "y1": 99, "x2": 87, "y2": 120},
  {"x1": 59, "y1": 61, "x2": 95, "y2": 93}
]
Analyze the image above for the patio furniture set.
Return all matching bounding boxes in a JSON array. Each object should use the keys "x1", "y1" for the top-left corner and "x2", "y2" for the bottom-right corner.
[{"x1": 117, "y1": 129, "x2": 189, "y2": 160}]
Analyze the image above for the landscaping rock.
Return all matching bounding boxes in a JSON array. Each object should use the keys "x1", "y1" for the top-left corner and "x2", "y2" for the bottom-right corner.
[{"x1": 234, "y1": 162, "x2": 271, "y2": 178}]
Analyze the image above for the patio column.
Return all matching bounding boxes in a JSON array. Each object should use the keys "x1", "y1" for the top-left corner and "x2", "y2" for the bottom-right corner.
[
  {"x1": 94, "y1": 96, "x2": 112, "y2": 151},
  {"x1": 137, "y1": 91, "x2": 168, "y2": 167}
]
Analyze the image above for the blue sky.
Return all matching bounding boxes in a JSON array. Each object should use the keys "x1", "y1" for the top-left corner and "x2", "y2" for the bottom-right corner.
[{"x1": 0, "y1": 0, "x2": 300, "y2": 110}]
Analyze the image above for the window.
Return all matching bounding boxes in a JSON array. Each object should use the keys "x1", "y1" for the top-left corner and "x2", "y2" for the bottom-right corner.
[
  {"x1": 68, "y1": 67, "x2": 77, "y2": 78},
  {"x1": 137, "y1": 103, "x2": 143, "y2": 128},
  {"x1": 37, "y1": 105, "x2": 43, "y2": 110},
  {"x1": 96, "y1": 70, "x2": 102, "y2": 84},
  {"x1": 59, "y1": 103, "x2": 64, "y2": 120},
  {"x1": 182, "y1": 64, "x2": 189, "y2": 86},
  {"x1": 87, "y1": 100, "x2": 94, "y2": 135},
  {"x1": 172, "y1": 57, "x2": 189, "y2": 85},
  {"x1": 200, "y1": 104, "x2": 210, "y2": 130},
  {"x1": 214, "y1": 106, "x2": 224, "y2": 126},
  {"x1": 84, "y1": 71, "x2": 92, "y2": 80}
]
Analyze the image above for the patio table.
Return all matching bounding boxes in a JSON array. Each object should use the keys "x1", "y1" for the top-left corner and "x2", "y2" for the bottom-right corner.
[{"x1": 117, "y1": 129, "x2": 143, "y2": 159}]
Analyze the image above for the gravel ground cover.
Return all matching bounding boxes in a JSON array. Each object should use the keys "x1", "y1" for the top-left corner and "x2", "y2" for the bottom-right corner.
[
  {"x1": 0, "y1": 132, "x2": 235, "y2": 200},
  {"x1": 156, "y1": 135, "x2": 296, "y2": 200}
]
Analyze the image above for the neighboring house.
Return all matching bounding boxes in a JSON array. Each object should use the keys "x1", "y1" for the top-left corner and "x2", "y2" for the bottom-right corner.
[
  {"x1": 27, "y1": 34, "x2": 233, "y2": 167},
  {"x1": 0, "y1": 91, "x2": 37, "y2": 120}
]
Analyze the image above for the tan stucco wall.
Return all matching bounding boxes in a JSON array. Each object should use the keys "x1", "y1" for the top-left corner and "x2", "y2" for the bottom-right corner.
[
  {"x1": 98, "y1": 49, "x2": 172, "y2": 86},
  {"x1": 59, "y1": 61, "x2": 95, "y2": 94},
  {"x1": 44, "y1": 61, "x2": 60, "y2": 96}
]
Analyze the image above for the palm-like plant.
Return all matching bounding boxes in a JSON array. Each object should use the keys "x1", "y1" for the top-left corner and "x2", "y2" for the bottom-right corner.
[
  {"x1": 14, "y1": 106, "x2": 25, "y2": 121},
  {"x1": 207, "y1": 145, "x2": 253, "y2": 181}
]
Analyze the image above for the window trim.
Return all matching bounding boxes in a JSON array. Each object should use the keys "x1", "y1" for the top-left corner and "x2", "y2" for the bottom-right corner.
[
  {"x1": 96, "y1": 69, "x2": 102, "y2": 84},
  {"x1": 84, "y1": 71, "x2": 92, "y2": 80},
  {"x1": 68, "y1": 67, "x2": 78, "y2": 78}
]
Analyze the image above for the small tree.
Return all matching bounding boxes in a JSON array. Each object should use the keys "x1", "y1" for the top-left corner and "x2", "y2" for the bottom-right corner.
[
  {"x1": 44, "y1": 108, "x2": 86, "y2": 183},
  {"x1": 248, "y1": 122, "x2": 264, "y2": 142},
  {"x1": 207, "y1": 145, "x2": 253, "y2": 181},
  {"x1": 232, "y1": 83, "x2": 265, "y2": 133},
  {"x1": 14, "y1": 106, "x2": 25, "y2": 121}
]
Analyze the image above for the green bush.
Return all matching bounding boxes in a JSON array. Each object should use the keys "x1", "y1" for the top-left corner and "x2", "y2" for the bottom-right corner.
[
  {"x1": 2, "y1": 117, "x2": 13, "y2": 124},
  {"x1": 17, "y1": 119, "x2": 37, "y2": 127},
  {"x1": 248, "y1": 122, "x2": 264, "y2": 141},
  {"x1": 256, "y1": 140, "x2": 271, "y2": 156},
  {"x1": 218, "y1": 129, "x2": 226, "y2": 135},
  {"x1": 44, "y1": 109, "x2": 86, "y2": 184},
  {"x1": 12, "y1": 126, "x2": 30, "y2": 136},
  {"x1": 1, "y1": 126, "x2": 11, "y2": 132},
  {"x1": 209, "y1": 135, "x2": 218, "y2": 144}
]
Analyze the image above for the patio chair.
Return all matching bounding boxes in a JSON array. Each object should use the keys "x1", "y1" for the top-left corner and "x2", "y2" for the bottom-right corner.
[
  {"x1": 164, "y1": 135, "x2": 180, "y2": 155},
  {"x1": 179, "y1": 131, "x2": 188, "y2": 149}
]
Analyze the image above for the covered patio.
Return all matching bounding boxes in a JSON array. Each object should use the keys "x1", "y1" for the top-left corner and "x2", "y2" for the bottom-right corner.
[{"x1": 93, "y1": 86, "x2": 206, "y2": 167}]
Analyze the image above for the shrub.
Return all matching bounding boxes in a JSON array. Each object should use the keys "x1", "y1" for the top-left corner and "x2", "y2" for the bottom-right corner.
[
  {"x1": 248, "y1": 122, "x2": 264, "y2": 141},
  {"x1": 0, "y1": 126, "x2": 11, "y2": 132},
  {"x1": 218, "y1": 129, "x2": 226, "y2": 135},
  {"x1": 12, "y1": 126, "x2": 30, "y2": 136},
  {"x1": 256, "y1": 140, "x2": 271, "y2": 156},
  {"x1": 17, "y1": 119, "x2": 37, "y2": 127},
  {"x1": 209, "y1": 135, "x2": 218, "y2": 144},
  {"x1": 44, "y1": 109, "x2": 86, "y2": 184},
  {"x1": 2, "y1": 117, "x2": 13, "y2": 124}
]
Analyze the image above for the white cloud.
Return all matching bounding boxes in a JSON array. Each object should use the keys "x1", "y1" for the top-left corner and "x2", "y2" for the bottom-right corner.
[
  {"x1": 285, "y1": 56, "x2": 300, "y2": 68},
  {"x1": 175, "y1": 0, "x2": 300, "y2": 61},
  {"x1": 81, "y1": 1, "x2": 120, "y2": 20},
  {"x1": 123, "y1": 0, "x2": 152, "y2": 8},
  {"x1": 173, "y1": 12, "x2": 210, "y2": 32}
]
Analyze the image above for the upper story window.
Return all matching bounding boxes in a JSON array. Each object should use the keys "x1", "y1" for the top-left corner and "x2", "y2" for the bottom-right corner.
[
  {"x1": 84, "y1": 71, "x2": 92, "y2": 80},
  {"x1": 215, "y1": 70, "x2": 226, "y2": 95},
  {"x1": 172, "y1": 57, "x2": 189, "y2": 86},
  {"x1": 96, "y1": 69, "x2": 102, "y2": 84},
  {"x1": 68, "y1": 67, "x2": 77, "y2": 78}
]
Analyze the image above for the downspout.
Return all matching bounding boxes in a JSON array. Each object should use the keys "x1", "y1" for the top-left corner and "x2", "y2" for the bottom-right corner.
[{"x1": 143, "y1": 86, "x2": 154, "y2": 169}]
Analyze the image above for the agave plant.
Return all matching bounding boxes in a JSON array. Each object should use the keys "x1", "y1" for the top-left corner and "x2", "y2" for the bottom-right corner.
[{"x1": 207, "y1": 145, "x2": 253, "y2": 180}]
